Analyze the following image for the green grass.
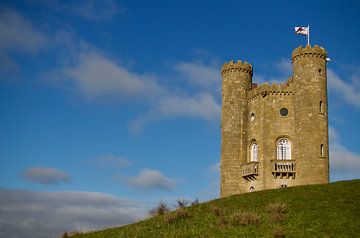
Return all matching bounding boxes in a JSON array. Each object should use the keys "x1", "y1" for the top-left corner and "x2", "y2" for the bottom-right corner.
[{"x1": 70, "y1": 180, "x2": 360, "y2": 237}]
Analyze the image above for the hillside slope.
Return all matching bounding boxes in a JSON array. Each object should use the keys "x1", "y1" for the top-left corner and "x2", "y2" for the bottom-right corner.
[{"x1": 71, "y1": 180, "x2": 360, "y2": 237}]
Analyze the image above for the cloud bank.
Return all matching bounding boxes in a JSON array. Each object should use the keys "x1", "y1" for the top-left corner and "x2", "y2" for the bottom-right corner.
[{"x1": 0, "y1": 189, "x2": 146, "y2": 238}]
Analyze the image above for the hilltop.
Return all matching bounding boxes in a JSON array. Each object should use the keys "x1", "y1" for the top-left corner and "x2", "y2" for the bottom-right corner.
[{"x1": 69, "y1": 180, "x2": 360, "y2": 237}]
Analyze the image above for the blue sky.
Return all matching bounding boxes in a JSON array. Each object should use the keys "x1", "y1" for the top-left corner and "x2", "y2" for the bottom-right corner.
[{"x1": 0, "y1": 0, "x2": 360, "y2": 237}]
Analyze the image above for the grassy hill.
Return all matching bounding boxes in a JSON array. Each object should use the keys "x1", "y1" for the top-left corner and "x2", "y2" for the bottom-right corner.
[{"x1": 70, "y1": 180, "x2": 360, "y2": 237}]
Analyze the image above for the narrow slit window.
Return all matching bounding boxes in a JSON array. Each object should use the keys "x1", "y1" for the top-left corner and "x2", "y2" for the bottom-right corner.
[
  {"x1": 320, "y1": 144, "x2": 324, "y2": 156},
  {"x1": 320, "y1": 100, "x2": 323, "y2": 113}
]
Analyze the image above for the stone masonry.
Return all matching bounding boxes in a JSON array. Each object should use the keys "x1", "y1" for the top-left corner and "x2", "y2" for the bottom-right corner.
[{"x1": 220, "y1": 45, "x2": 329, "y2": 197}]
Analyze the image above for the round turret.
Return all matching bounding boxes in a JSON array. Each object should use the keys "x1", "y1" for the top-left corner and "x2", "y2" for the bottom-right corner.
[
  {"x1": 292, "y1": 45, "x2": 329, "y2": 185},
  {"x1": 220, "y1": 59, "x2": 253, "y2": 197},
  {"x1": 221, "y1": 60, "x2": 253, "y2": 90}
]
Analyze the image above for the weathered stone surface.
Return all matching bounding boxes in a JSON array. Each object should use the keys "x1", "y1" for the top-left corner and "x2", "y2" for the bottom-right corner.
[{"x1": 220, "y1": 45, "x2": 329, "y2": 197}]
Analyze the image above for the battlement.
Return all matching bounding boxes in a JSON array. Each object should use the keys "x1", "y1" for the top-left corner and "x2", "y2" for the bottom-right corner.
[
  {"x1": 247, "y1": 80, "x2": 293, "y2": 102},
  {"x1": 292, "y1": 45, "x2": 327, "y2": 62},
  {"x1": 221, "y1": 60, "x2": 253, "y2": 76}
]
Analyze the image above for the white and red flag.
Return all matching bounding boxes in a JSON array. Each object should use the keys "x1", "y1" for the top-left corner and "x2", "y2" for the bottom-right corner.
[
  {"x1": 294, "y1": 26, "x2": 310, "y2": 45},
  {"x1": 294, "y1": 26, "x2": 309, "y2": 35}
]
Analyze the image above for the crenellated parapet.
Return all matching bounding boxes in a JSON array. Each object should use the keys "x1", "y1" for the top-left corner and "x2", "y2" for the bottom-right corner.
[
  {"x1": 221, "y1": 60, "x2": 253, "y2": 76},
  {"x1": 247, "y1": 80, "x2": 293, "y2": 102},
  {"x1": 292, "y1": 45, "x2": 327, "y2": 63}
]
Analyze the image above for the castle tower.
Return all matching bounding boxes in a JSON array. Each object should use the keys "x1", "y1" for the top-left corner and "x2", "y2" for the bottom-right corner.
[
  {"x1": 220, "y1": 60, "x2": 252, "y2": 197},
  {"x1": 292, "y1": 45, "x2": 329, "y2": 184},
  {"x1": 220, "y1": 46, "x2": 329, "y2": 198}
]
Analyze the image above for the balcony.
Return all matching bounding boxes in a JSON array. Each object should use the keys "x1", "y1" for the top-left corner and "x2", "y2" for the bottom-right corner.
[
  {"x1": 272, "y1": 160, "x2": 296, "y2": 179},
  {"x1": 241, "y1": 162, "x2": 259, "y2": 181}
]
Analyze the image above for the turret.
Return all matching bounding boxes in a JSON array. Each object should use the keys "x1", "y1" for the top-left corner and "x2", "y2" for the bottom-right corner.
[
  {"x1": 221, "y1": 60, "x2": 253, "y2": 90},
  {"x1": 292, "y1": 45, "x2": 329, "y2": 184},
  {"x1": 220, "y1": 60, "x2": 253, "y2": 197}
]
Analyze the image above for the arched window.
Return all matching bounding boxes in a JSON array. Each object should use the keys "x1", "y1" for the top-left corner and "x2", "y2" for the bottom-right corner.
[
  {"x1": 277, "y1": 138, "x2": 291, "y2": 160},
  {"x1": 250, "y1": 143, "x2": 258, "y2": 162}
]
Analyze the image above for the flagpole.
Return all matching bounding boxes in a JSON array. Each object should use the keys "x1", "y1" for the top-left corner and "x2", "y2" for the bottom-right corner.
[{"x1": 307, "y1": 25, "x2": 310, "y2": 46}]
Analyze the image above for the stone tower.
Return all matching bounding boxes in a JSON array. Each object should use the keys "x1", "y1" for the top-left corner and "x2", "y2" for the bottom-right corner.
[{"x1": 220, "y1": 45, "x2": 329, "y2": 197}]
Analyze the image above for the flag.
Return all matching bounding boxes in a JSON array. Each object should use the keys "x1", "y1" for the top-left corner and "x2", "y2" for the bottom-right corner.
[{"x1": 294, "y1": 26, "x2": 309, "y2": 35}]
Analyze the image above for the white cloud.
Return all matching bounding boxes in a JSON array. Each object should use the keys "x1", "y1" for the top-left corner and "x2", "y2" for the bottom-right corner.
[
  {"x1": 22, "y1": 166, "x2": 70, "y2": 185},
  {"x1": 127, "y1": 168, "x2": 175, "y2": 191},
  {"x1": 0, "y1": 189, "x2": 146, "y2": 238},
  {"x1": 328, "y1": 68, "x2": 360, "y2": 108},
  {"x1": 63, "y1": 52, "x2": 162, "y2": 101},
  {"x1": 94, "y1": 155, "x2": 131, "y2": 168},
  {"x1": 329, "y1": 126, "x2": 360, "y2": 180},
  {"x1": 0, "y1": 8, "x2": 47, "y2": 53},
  {"x1": 174, "y1": 61, "x2": 220, "y2": 90}
]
